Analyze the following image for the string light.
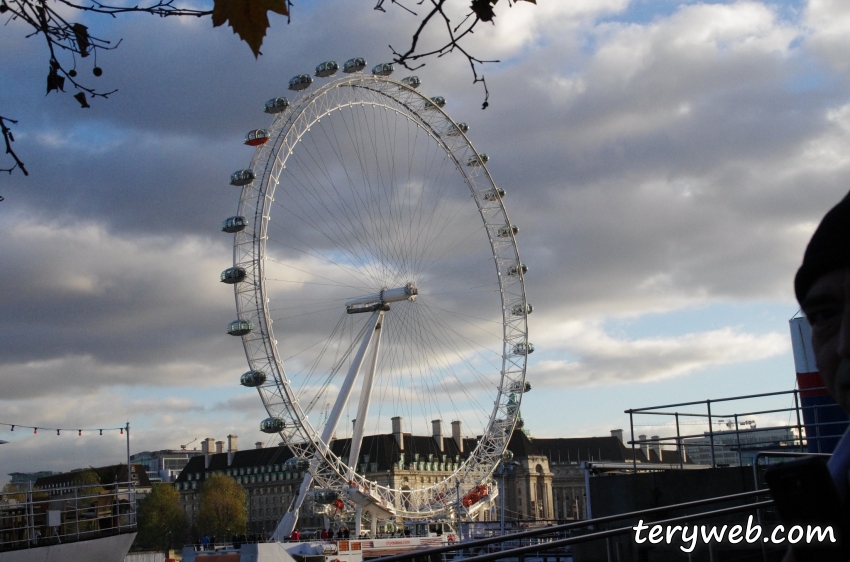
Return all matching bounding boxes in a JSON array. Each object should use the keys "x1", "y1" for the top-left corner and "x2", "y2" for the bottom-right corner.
[{"x1": 1, "y1": 422, "x2": 126, "y2": 436}]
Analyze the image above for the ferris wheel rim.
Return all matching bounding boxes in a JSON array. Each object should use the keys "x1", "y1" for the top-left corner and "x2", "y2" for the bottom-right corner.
[{"x1": 230, "y1": 74, "x2": 529, "y2": 516}]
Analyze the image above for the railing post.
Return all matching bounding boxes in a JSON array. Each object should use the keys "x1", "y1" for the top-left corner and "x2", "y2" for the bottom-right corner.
[
  {"x1": 675, "y1": 413, "x2": 683, "y2": 469},
  {"x1": 707, "y1": 400, "x2": 716, "y2": 468},
  {"x1": 734, "y1": 414, "x2": 742, "y2": 467},
  {"x1": 814, "y1": 404, "x2": 822, "y2": 454},
  {"x1": 629, "y1": 411, "x2": 636, "y2": 473},
  {"x1": 793, "y1": 389, "x2": 804, "y2": 452}
]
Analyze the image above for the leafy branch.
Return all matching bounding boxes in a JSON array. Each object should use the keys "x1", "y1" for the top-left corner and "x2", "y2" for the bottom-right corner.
[{"x1": 0, "y1": 0, "x2": 211, "y2": 179}]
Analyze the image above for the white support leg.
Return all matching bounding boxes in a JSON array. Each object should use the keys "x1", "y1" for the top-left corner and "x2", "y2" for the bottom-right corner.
[
  {"x1": 348, "y1": 311, "x2": 385, "y2": 476},
  {"x1": 355, "y1": 505, "x2": 363, "y2": 538},
  {"x1": 272, "y1": 311, "x2": 383, "y2": 541}
]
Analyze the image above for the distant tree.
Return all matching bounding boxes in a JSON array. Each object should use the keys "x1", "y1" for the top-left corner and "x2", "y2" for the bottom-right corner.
[
  {"x1": 72, "y1": 469, "x2": 106, "y2": 494},
  {"x1": 2, "y1": 482, "x2": 26, "y2": 501},
  {"x1": 135, "y1": 483, "x2": 188, "y2": 552},
  {"x1": 196, "y1": 474, "x2": 247, "y2": 540}
]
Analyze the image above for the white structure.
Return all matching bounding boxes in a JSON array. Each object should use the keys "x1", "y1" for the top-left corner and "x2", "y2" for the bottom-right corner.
[{"x1": 221, "y1": 68, "x2": 532, "y2": 537}]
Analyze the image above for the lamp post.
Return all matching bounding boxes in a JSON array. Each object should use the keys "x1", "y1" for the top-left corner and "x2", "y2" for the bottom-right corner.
[{"x1": 497, "y1": 450, "x2": 518, "y2": 537}]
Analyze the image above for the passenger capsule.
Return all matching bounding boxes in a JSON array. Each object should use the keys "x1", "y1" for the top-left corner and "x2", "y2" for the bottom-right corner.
[
  {"x1": 244, "y1": 129, "x2": 271, "y2": 147},
  {"x1": 371, "y1": 62, "x2": 394, "y2": 76},
  {"x1": 313, "y1": 489, "x2": 342, "y2": 504},
  {"x1": 343, "y1": 57, "x2": 367, "y2": 74},
  {"x1": 315, "y1": 60, "x2": 339, "y2": 78},
  {"x1": 467, "y1": 154, "x2": 489, "y2": 167},
  {"x1": 447, "y1": 122, "x2": 470, "y2": 137},
  {"x1": 227, "y1": 319, "x2": 253, "y2": 336},
  {"x1": 230, "y1": 169, "x2": 256, "y2": 186},
  {"x1": 511, "y1": 303, "x2": 533, "y2": 316},
  {"x1": 509, "y1": 381, "x2": 533, "y2": 393},
  {"x1": 507, "y1": 263, "x2": 528, "y2": 276},
  {"x1": 284, "y1": 457, "x2": 310, "y2": 471},
  {"x1": 260, "y1": 417, "x2": 286, "y2": 433},
  {"x1": 264, "y1": 97, "x2": 290, "y2": 114},
  {"x1": 401, "y1": 76, "x2": 421, "y2": 89},
  {"x1": 288, "y1": 74, "x2": 313, "y2": 91},
  {"x1": 240, "y1": 370, "x2": 267, "y2": 387},
  {"x1": 497, "y1": 224, "x2": 519, "y2": 238},
  {"x1": 512, "y1": 342, "x2": 534, "y2": 355},
  {"x1": 482, "y1": 188, "x2": 505, "y2": 201},
  {"x1": 222, "y1": 216, "x2": 248, "y2": 233},
  {"x1": 427, "y1": 96, "x2": 446, "y2": 109},
  {"x1": 221, "y1": 267, "x2": 247, "y2": 284}
]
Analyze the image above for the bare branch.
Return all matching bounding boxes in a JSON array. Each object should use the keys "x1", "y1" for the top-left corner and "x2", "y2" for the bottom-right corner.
[
  {"x1": 1, "y1": 0, "x2": 209, "y2": 176},
  {"x1": 383, "y1": 0, "x2": 502, "y2": 109},
  {"x1": 1, "y1": 115, "x2": 28, "y2": 177}
]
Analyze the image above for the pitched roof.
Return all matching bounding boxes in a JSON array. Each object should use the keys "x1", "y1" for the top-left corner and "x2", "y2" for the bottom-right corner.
[
  {"x1": 34, "y1": 464, "x2": 151, "y2": 488},
  {"x1": 506, "y1": 430, "x2": 540, "y2": 457},
  {"x1": 175, "y1": 433, "x2": 479, "y2": 483},
  {"x1": 531, "y1": 436, "x2": 645, "y2": 463}
]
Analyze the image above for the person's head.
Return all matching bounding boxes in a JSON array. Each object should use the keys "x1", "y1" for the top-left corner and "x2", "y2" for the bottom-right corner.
[{"x1": 796, "y1": 190, "x2": 850, "y2": 413}]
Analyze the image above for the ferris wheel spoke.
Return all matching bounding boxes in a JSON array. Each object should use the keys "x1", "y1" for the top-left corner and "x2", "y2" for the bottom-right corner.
[
  {"x1": 404, "y1": 303, "x2": 492, "y2": 429},
  {"x1": 265, "y1": 233, "x2": 387, "y2": 291},
  {"x1": 415, "y1": 301, "x2": 505, "y2": 396}
]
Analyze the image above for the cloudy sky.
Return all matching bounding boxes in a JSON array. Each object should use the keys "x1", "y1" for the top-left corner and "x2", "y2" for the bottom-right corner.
[{"x1": 2, "y1": 0, "x2": 848, "y2": 484}]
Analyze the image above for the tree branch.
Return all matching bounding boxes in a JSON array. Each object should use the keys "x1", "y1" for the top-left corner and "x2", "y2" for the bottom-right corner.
[
  {"x1": 382, "y1": 0, "x2": 501, "y2": 109},
  {"x1": 1, "y1": 0, "x2": 210, "y2": 177},
  {"x1": 1, "y1": 115, "x2": 28, "y2": 177}
]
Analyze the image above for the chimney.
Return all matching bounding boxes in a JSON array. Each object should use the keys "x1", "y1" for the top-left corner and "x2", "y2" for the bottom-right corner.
[
  {"x1": 451, "y1": 420, "x2": 463, "y2": 453},
  {"x1": 202, "y1": 437, "x2": 215, "y2": 468},
  {"x1": 610, "y1": 429, "x2": 624, "y2": 444},
  {"x1": 432, "y1": 419, "x2": 443, "y2": 452},
  {"x1": 638, "y1": 434, "x2": 649, "y2": 459},
  {"x1": 651, "y1": 436, "x2": 662, "y2": 462},
  {"x1": 227, "y1": 435, "x2": 238, "y2": 467},
  {"x1": 392, "y1": 416, "x2": 404, "y2": 451},
  {"x1": 256, "y1": 442, "x2": 264, "y2": 449},
  {"x1": 215, "y1": 440, "x2": 224, "y2": 454}
]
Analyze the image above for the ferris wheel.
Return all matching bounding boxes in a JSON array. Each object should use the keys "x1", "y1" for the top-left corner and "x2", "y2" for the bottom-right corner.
[{"x1": 221, "y1": 59, "x2": 532, "y2": 536}]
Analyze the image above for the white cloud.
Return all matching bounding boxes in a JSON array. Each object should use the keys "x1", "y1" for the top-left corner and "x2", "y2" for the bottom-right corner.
[
  {"x1": 531, "y1": 322, "x2": 787, "y2": 387},
  {"x1": 805, "y1": 0, "x2": 850, "y2": 71}
]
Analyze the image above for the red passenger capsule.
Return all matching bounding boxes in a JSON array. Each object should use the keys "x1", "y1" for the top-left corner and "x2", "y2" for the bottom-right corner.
[{"x1": 244, "y1": 129, "x2": 271, "y2": 146}]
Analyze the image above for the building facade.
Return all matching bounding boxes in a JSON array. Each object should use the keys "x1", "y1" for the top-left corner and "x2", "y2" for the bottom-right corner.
[
  {"x1": 683, "y1": 427, "x2": 796, "y2": 466},
  {"x1": 130, "y1": 448, "x2": 204, "y2": 483},
  {"x1": 175, "y1": 422, "x2": 689, "y2": 536}
]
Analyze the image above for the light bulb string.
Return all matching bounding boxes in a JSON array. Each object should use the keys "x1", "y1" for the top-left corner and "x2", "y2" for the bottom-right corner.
[{"x1": 1, "y1": 422, "x2": 128, "y2": 435}]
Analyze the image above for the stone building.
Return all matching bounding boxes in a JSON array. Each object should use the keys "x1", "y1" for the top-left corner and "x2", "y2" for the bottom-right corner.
[
  {"x1": 503, "y1": 429, "x2": 686, "y2": 523},
  {"x1": 176, "y1": 424, "x2": 689, "y2": 535},
  {"x1": 175, "y1": 420, "x2": 480, "y2": 536}
]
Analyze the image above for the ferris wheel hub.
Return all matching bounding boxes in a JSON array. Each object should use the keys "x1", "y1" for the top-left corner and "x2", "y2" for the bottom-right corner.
[{"x1": 345, "y1": 282, "x2": 418, "y2": 313}]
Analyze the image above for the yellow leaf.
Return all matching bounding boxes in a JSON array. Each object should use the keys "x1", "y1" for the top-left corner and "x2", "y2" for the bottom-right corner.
[{"x1": 212, "y1": 0, "x2": 289, "y2": 58}]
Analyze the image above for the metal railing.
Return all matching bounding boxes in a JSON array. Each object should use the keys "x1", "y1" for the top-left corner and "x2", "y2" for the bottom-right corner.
[
  {"x1": 625, "y1": 387, "x2": 848, "y2": 470},
  {"x1": 0, "y1": 483, "x2": 137, "y2": 551},
  {"x1": 372, "y1": 488, "x2": 776, "y2": 562}
]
